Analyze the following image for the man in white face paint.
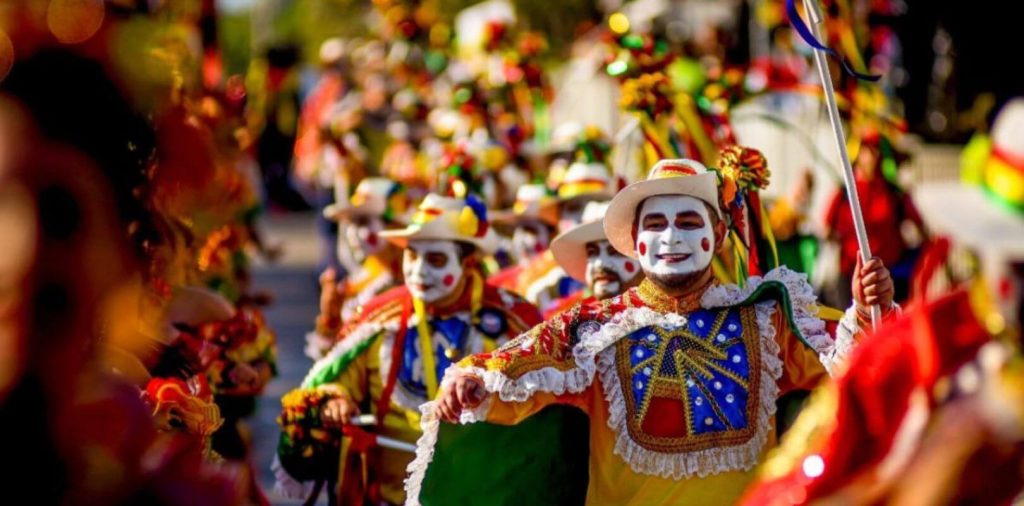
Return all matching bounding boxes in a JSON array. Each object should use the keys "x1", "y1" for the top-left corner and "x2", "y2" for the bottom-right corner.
[
  {"x1": 415, "y1": 155, "x2": 900, "y2": 506},
  {"x1": 280, "y1": 194, "x2": 540, "y2": 505},
  {"x1": 307, "y1": 178, "x2": 407, "y2": 359},
  {"x1": 547, "y1": 201, "x2": 644, "y2": 317},
  {"x1": 492, "y1": 131, "x2": 619, "y2": 312},
  {"x1": 491, "y1": 184, "x2": 560, "y2": 266}
]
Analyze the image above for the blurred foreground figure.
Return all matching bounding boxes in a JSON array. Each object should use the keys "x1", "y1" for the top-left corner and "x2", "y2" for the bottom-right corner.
[
  {"x1": 0, "y1": 79, "x2": 244, "y2": 504},
  {"x1": 740, "y1": 98, "x2": 1024, "y2": 506}
]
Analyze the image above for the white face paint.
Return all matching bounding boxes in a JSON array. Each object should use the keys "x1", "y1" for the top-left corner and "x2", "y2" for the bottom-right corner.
[
  {"x1": 511, "y1": 221, "x2": 551, "y2": 263},
  {"x1": 403, "y1": 240, "x2": 465, "y2": 303},
  {"x1": 585, "y1": 240, "x2": 640, "y2": 300},
  {"x1": 343, "y1": 215, "x2": 385, "y2": 262},
  {"x1": 635, "y1": 196, "x2": 715, "y2": 282}
]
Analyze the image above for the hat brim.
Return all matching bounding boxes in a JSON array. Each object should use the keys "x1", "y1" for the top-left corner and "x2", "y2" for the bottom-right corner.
[
  {"x1": 324, "y1": 202, "x2": 407, "y2": 225},
  {"x1": 379, "y1": 219, "x2": 499, "y2": 255},
  {"x1": 550, "y1": 221, "x2": 606, "y2": 281},
  {"x1": 323, "y1": 201, "x2": 386, "y2": 221},
  {"x1": 558, "y1": 190, "x2": 615, "y2": 206},
  {"x1": 490, "y1": 204, "x2": 560, "y2": 229},
  {"x1": 604, "y1": 172, "x2": 721, "y2": 259},
  {"x1": 914, "y1": 182, "x2": 1024, "y2": 258},
  {"x1": 167, "y1": 285, "x2": 236, "y2": 326}
]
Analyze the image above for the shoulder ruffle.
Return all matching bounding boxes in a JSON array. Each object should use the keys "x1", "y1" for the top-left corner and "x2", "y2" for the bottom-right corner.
[{"x1": 703, "y1": 266, "x2": 835, "y2": 365}]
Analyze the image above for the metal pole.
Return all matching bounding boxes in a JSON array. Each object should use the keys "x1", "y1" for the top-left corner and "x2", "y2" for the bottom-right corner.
[
  {"x1": 801, "y1": 0, "x2": 880, "y2": 327},
  {"x1": 348, "y1": 415, "x2": 417, "y2": 453}
]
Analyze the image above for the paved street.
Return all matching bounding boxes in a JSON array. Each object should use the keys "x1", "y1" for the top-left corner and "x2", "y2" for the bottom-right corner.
[{"x1": 248, "y1": 211, "x2": 327, "y2": 505}]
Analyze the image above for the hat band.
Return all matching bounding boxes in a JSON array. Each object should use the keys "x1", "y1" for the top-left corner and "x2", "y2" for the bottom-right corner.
[
  {"x1": 412, "y1": 208, "x2": 443, "y2": 225},
  {"x1": 985, "y1": 148, "x2": 1024, "y2": 211},
  {"x1": 559, "y1": 180, "x2": 608, "y2": 199},
  {"x1": 653, "y1": 166, "x2": 698, "y2": 178}
]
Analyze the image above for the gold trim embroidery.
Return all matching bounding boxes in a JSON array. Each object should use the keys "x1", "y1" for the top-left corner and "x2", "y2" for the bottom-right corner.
[
  {"x1": 635, "y1": 278, "x2": 715, "y2": 314},
  {"x1": 615, "y1": 306, "x2": 762, "y2": 453}
]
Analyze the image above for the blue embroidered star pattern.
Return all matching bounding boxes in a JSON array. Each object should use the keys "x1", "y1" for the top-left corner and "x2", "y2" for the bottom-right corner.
[{"x1": 624, "y1": 307, "x2": 752, "y2": 438}]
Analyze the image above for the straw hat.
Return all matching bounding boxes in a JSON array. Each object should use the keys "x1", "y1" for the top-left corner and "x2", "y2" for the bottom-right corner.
[
  {"x1": 555, "y1": 160, "x2": 617, "y2": 205},
  {"x1": 491, "y1": 183, "x2": 560, "y2": 228},
  {"x1": 917, "y1": 99, "x2": 1024, "y2": 259},
  {"x1": 984, "y1": 98, "x2": 1024, "y2": 211},
  {"x1": 166, "y1": 285, "x2": 236, "y2": 326},
  {"x1": 323, "y1": 177, "x2": 407, "y2": 223},
  {"x1": 550, "y1": 201, "x2": 611, "y2": 281},
  {"x1": 379, "y1": 194, "x2": 499, "y2": 254},
  {"x1": 604, "y1": 159, "x2": 721, "y2": 259}
]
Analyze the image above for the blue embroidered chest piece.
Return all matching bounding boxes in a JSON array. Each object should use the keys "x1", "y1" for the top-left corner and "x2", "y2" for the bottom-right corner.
[
  {"x1": 618, "y1": 305, "x2": 758, "y2": 449},
  {"x1": 398, "y1": 317, "x2": 469, "y2": 399}
]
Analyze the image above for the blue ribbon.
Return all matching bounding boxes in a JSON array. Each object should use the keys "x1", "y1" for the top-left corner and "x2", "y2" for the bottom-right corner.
[{"x1": 786, "y1": 0, "x2": 881, "y2": 82}]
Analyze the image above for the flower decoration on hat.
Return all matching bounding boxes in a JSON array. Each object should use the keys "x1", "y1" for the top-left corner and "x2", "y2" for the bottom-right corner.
[
  {"x1": 718, "y1": 144, "x2": 771, "y2": 205},
  {"x1": 620, "y1": 72, "x2": 674, "y2": 119},
  {"x1": 604, "y1": 30, "x2": 674, "y2": 81},
  {"x1": 382, "y1": 181, "x2": 410, "y2": 223},
  {"x1": 457, "y1": 194, "x2": 490, "y2": 238},
  {"x1": 437, "y1": 143, "x2": 481, "y2": 199},
  {"x1": 712, "y1": 145, "x2": 778, "y2": 280},
  {"x1": 574, "y1": 125, "x2": 612, "y2": 166}
]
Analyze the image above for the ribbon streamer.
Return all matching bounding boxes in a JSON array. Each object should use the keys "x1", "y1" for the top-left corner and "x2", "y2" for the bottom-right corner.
[{"x1": 785, "y1": 0, "x2": 881, "y2": 82}]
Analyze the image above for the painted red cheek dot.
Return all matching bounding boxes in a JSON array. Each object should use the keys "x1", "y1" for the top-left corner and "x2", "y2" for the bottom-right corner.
[
  {"x1": 624, "y1": 262, "x2": 635, "y2": 273},
  {"x1": 535, "y1": 243, "x2": 545, "y2": 253},
  {"x1": 367, "y1": 233, "x2": 378, "y2": 247},
  {"x1": 701, "y1": 238, "x2": 710, "y2": 251},
  {"x1": 638, "y1": 243, "x2": 647, "y2": 255},
  {"x1": 443, "y1": 274, "x2": 454, "y2": 286}
]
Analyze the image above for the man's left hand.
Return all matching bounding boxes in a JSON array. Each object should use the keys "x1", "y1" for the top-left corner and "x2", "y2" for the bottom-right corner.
[{"x1": 853, "y1": 256, "x2": 895, "y2": 312}]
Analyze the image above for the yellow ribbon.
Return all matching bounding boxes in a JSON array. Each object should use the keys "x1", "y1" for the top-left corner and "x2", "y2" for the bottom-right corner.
[
  {"x1": 470, "y1": 271, "x2": 483, "y2": 325},
  {"x1": 758, "y1": 199, "x2": 781, "y2": 268},
  {"x1": 674, "y1": 92, "x2": 719, "y2": 164},
  {"x1": 412, "y1": 271, "x2": 485, "y2": 400},
  {"x1": 413, "y1": 296, "x2": 438, "y2": 399},
  {"x1": 815, "y1": 305, "x2": 845, "y2": 322}
]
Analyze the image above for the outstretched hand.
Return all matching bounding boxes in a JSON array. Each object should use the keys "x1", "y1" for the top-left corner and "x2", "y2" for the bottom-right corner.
[
  {"x1": 436, "y1": 373, "x2": 486, "y2": 423},
  {"x1": 852, "y1": 256, "x2": 895, "y2": 313}
]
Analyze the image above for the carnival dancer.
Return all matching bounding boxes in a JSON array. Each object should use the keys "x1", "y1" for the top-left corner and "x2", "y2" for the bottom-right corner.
[
  {"x1": 739, "y1": 98, "x2": 1024, "y2": 506},
  {"x1": 276, "y1": 194, "x2": 541, "y2": 505},
  {"x1": 412, "y1": 158, "x2": 898, "y2": 505},
  {"x1": 489, "y1": 183, "x2": 560, "y2": 290},
  {"x1": 545, "y1": 201, "x2": 645, "y2": 317},
  {"x1": 510, "y1": 129, "x2": 620, "y2": 312},
  {"x1": 307, "y1": 177, "x2": 409, "y2": 359}
]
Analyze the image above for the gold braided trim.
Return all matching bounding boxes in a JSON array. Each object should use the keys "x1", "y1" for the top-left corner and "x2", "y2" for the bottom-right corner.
[{"x1": 614, "y1": 305, "x2": 762, "y2": 453}]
